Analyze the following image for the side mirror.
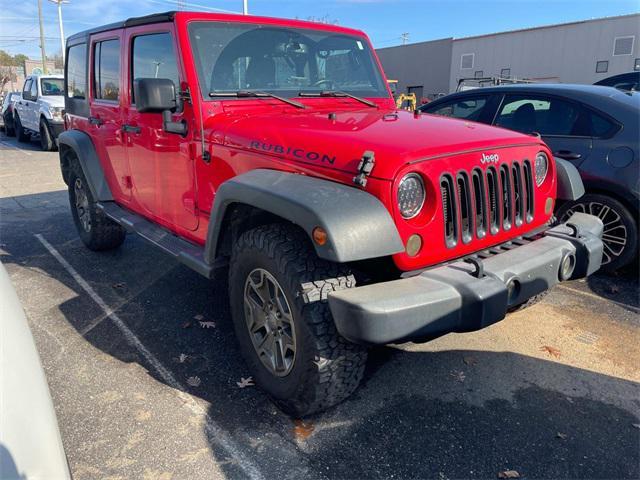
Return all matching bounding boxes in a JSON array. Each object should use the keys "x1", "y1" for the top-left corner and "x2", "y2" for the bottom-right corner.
[
  {"x1": 134, "y1": 78, "x2": 177, "y2": 113},
  {"x1": 133, "y1": 78, "x2": 187, "y2": 136}
]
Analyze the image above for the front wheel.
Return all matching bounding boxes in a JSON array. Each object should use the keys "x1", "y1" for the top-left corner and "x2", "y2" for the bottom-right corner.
[
  {"x1": 14, "y1": 114, "x2": 29, "y2": 143},
  {"x1": 557, "y1": 194, "x2": 637, "y2": 272},
  {"x1": 39, "y1": 118, "x2": 56, "y2": 151},
  {"x1": 229, "y1": 224, "x2": 367, "y2": 417}
]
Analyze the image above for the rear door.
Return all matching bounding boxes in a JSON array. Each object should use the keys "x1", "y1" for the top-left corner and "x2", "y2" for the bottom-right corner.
[
  {"x1": 89, "y1": 30, "x2": 131, "y2": 201},
  {"x1": 493, "y1": 94, "x2": 592, "y2": 166},
  {"x1": 123, "y1": 25, "x2": 197, "y2": 231}
]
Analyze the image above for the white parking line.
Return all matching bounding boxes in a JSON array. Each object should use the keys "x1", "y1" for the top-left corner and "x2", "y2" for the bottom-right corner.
[
  {"x1": 34, "y1": 233, "x2": 265, "y2": 480},
  {"x1": 0, "y1": 139, "x2": 33, "y2": 156}
]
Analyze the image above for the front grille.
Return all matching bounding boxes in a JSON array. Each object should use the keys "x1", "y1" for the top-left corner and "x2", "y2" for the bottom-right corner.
[{"x1": 440, "y1": 160, "x2": 535, "y2": 248}]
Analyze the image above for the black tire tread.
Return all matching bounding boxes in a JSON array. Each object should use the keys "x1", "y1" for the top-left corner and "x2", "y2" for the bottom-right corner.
[
  {"x1": 229, "y1": 224, "x2": 367, "y2": 417},
  {"x1": 15, "y1": 115, "x2": 29, "y2": 143}
]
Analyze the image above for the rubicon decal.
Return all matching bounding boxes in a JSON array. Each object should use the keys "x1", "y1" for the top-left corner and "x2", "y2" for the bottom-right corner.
[
  {"x1": 249, "y1": 141, "x2": 336, "y2": 165},
  {"x1": 481, "y1": 153, "x2": 500, "y2": 164}
]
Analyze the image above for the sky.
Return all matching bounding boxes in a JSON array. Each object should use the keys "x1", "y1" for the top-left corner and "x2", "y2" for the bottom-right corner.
[{"x1": 0, "y1": 0, "x2": 638, "y2": 59}]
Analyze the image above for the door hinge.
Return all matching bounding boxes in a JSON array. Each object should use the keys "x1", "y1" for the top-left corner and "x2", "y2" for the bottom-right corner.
[{"x1": 353, "y1": 150, "x2": 375, "y2": 188}]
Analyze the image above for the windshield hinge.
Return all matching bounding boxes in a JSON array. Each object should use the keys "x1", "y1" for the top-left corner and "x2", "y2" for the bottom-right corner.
[{"x1": 353, "y1": 151, "x2": 375, "y2": 188}]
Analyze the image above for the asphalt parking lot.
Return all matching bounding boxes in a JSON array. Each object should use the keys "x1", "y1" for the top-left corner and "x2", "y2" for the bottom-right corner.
[{"x1": 1, "y1": 132, "x2": 639, "y2": 480}]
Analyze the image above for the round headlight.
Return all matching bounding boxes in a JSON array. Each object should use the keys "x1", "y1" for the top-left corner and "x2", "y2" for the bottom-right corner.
[
  {"x1": 535, "y1": 152, "x2": 549, "y2": 186},
  {"x1": 398, "y1": 173, "x2": 425, "y2": 219}
]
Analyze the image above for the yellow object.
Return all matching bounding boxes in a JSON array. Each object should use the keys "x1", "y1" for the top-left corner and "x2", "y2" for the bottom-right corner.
[{"x1": 396, "y1": 93, "x2": 417, "y2": 111}]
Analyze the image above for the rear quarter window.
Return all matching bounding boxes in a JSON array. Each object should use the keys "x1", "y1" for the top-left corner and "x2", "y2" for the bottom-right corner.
[
  {"x1": 425, "y1": 97, "x2": 488, "y2": 121},
  {"x1": 67, "y1": 43, "x2": 87, "y2": 99}
]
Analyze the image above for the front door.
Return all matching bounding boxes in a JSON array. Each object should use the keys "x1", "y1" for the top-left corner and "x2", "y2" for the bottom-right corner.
[
  {"x1": 88, "y1": 31, "x2": 131, "y2": 201},
  {"x1": 123, "y1": 25, "x2": 198, "y2": 231}
]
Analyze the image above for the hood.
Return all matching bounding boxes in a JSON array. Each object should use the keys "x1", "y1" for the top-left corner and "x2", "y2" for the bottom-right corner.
[
  {"x1": 216, "y1": 105, "x2": 544, "y2": 180},
  {"x1": 39, "y1": 96, "x2": 64, "y2": 109}
]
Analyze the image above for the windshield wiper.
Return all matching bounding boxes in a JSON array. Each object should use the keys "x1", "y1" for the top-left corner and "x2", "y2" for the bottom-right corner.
[
  {"x1": 209, "y1": 90, "x2": 306, "y2": 109},
  {"x1": 298, "y1": 90, "x2": 378, "y2": 108}
]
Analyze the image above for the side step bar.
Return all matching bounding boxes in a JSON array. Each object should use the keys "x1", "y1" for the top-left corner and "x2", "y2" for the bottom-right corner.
[{"x1": 97, "y1": 202, "x2": 225, "y2": 279}]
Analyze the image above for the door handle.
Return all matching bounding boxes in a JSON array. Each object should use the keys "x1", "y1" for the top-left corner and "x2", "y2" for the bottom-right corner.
[
  {"x1": 122, "y1": 124, "x2": 141, "y2": 134},
  {"x1": 554, "y1": 150, "x2": 582, "y2": 161},
  {"x1": 88, "y1": 116, "x2": 103, "y2": 126}
]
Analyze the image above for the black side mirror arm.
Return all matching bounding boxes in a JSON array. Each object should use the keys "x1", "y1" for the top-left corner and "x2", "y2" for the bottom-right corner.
[{"x1": 162, "y1": 109, "x2": 187, "y2": 137}]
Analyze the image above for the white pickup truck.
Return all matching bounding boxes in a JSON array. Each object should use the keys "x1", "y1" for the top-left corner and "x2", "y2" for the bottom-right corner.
[{"x1": 14, "y1": 74, "x2": 65, "y2": 151}]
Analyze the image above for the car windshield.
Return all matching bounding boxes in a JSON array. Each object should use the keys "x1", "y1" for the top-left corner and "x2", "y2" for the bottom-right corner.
[
  {"x1": 188, "y1": 22, "x2": 388, "y2": 99},
  {"x1": 41, "y1": 78, "x2": 64, "y2": 96}
]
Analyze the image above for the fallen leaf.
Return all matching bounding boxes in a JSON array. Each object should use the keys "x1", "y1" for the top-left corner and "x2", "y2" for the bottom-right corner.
[
  {"x1": 605, "y1": 284, "x2": 620, "y2": 294},
  {"x1": 498, "y1": 470, "x2": 521, "y2": 479},
  {"x1": 566, "y1": 397, "x2": 575, "y2": 404},
  {"x1": 178, "y1": 353, "x2": 188, "y2": 363},
  {"x1": 450, "y1": 370, "x2": 466, "y2": 382},
  {"x1": 112, "y1": 282, "x2": 126, "y2": 290},
  {"x1": 199, "y1": 321, "x2": 216, "y2": 329},
  {"x1": 187, "y1": 376, "x2": 201, "y2": 387},
  {"x1": 463, "y1": 356, "x2": 478, "y2": 366},
  {"x1": 293, "y1": 419, "x2": 315, "y2": 440},
  {"x1": 632, "y1": 423, "x2": 640, "y2": 429},
  {"x1": 556, "y1": 432, "x2": 568, "y2": 439},
  {"x1": 540, "y1": 345, "x2": 561, "y2": 358},
  {"x1": 237, "y1": 377, "x2": 255, "y2": 388},
  {"x1": 181, "y1": 321, "x2": 192, "y2": 329},
  {"x1": 194, "y1": 314, "x2": 205, "y2": 321}
]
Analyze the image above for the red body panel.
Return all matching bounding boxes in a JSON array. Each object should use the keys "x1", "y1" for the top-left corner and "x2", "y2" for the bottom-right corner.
[{"x1": 68, "y1": 11, "x2": 558, "y2": 272}]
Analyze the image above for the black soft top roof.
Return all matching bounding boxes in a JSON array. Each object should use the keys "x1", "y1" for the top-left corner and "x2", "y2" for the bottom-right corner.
[{"x1": 67, "y1": 11, "x2": 176, "y2": 43}]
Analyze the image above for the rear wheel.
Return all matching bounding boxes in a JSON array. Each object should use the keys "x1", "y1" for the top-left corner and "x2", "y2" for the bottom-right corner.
[
  {"x1": 4, "y1": 114, "x2": 15, "y2": 136},
  {"x1": 68, "y1": 159, "x2": 126, "y2": 251},
  {"x1": 229, "y1": 224, "x2": 367, "y2": 417},
  {"x1": 14, "y1": 114, "x2": 29, "y2": 143},
  {"x1": 39, "y1": 118, "x2": 56, "y2": 151},
  {"x1": 557, "y1": 194, "x2": 637, "y2": 272}
]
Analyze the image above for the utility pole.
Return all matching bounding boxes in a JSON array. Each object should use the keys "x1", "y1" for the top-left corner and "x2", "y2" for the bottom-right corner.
[
  {"x1": 38, "y1": 0, "x2": 48, "y2": 73},
  {"x1": 243, "y1": 0, "x2": 248, "y2": 14},
  {"x1": 49, "y1": 0, "x2": 69, "y2": 63},
  {"x1": 401, "y1": 33, "x2": 409, "y2": 45}
]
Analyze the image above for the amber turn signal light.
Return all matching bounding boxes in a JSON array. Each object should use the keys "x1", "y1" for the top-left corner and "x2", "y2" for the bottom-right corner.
[{"x1": 312, "y1": 227, "x2": 328, "y2": 246}]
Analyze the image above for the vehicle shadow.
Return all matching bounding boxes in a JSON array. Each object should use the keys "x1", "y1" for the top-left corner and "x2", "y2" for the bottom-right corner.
[{"x1": 1, "y1": 193, "x2": 639, "y2": 479}]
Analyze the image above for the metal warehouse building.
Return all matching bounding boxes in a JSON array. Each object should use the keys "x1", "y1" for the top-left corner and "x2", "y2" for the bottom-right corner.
[{"x1": 376, "y1": 13, "x2": 640, "y2": 99}]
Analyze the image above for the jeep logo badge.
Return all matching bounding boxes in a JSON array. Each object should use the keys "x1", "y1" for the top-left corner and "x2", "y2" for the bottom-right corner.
[{"x1": 481, "y1": 153, "x2": 500, "y2": 164}]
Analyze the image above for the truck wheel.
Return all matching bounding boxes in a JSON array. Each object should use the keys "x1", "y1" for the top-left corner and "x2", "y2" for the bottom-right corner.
[
  {"x1": 229, "y1": 224, "x2": 367, "y2": 417},
  {"x1": 14, "y1": 115, "x2": 29, "y2": 143},
  {"x1": 68, "y1": 160, "x2": 125, "y2": 251},
  {"x1": 4, "y1": 115, "x2": 15, "y2": 136},
  {"x1": 557, "y1": 194, "x2": 637, "y2": 272},
  {"x1": 39, "y1": 118, "x2": 56, "y2": 151}
]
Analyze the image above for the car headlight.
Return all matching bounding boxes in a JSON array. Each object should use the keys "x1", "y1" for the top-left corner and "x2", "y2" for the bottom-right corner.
[
  {"x1": 51, "y1": 107, "x2": 63, "y2": 120},
  {"x1": 535, "y1": 152, "x2": 549, "y2": 186},
  {"x1": 398, "y1": 173, "x2": 425, "y2": 219}
]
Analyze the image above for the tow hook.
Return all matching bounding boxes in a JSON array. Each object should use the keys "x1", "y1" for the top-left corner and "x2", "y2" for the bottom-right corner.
[{"x1": 353, "y1": 151, "x2": 376, "y2": 188}]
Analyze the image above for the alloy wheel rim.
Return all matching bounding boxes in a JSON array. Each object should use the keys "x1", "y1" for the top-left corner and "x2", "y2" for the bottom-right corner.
[
  {"x1": 74, "y1": 178, "x2": 91, "y2": 233},
  {"x1": 243, "y1": 268, "x2": 297, "y2": 377},
  {"x1": 561, "y1": 201, "x2": 626, "y2": 265}
]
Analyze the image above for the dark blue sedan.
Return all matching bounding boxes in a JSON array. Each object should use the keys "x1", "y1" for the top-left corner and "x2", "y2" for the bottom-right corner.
[{"x1": 420, "y1": 84, "x2": 639, "y2": 272}]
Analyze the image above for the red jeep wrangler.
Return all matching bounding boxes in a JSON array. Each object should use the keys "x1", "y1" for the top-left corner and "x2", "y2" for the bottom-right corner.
[{"x1": 59, "y1": 11, "x2": 603, "y2": 416}]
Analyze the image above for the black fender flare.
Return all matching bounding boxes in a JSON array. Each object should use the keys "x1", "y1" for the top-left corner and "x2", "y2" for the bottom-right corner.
[
  {"x1": 554, "y1": 157, "x2": 585, "y2": 201},
  {"x1": 58, "y1": 130, "x2": 113, "y2": 201},
  {"x1": 204, "y1": 169, "x2": 405, "y2": 264}
]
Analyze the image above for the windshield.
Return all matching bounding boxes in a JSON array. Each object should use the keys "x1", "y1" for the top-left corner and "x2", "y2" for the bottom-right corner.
[
  {"x1": 41, "y1": 78, "x2": 64, "y2": 96},
  {"x1": 188, "y1": 22, "x2": 388, "y2": 99}
]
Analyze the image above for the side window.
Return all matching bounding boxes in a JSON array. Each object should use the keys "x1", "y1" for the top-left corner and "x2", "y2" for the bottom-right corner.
[
  {"x1": 93, "y1": 39, "x2": 121, "y2": 101},
  {"x1": 131, "y1": 33, "x2": 180, "y2": 103},
  {"x1": 586, "y1": 110, "x2": 619, "y2": 138},
  {"x1": 495, "y1": 96, "x2": 580, "y2": 136},
  {"x1": 427, "y1": 97, "x2": 488, "y2": 121},
  {"x1": 67, "y1": 43, "x2": 87, "y2": 99}
]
